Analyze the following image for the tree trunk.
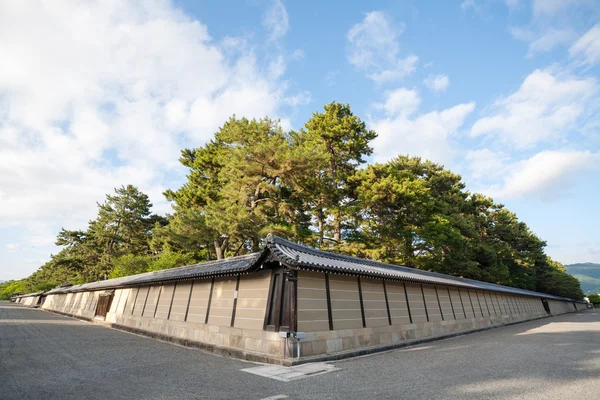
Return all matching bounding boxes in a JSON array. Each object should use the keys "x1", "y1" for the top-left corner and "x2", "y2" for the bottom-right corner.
[
  {"x1": 214, "y1": 236, "x2": 229, "y2": 260},
  {"x1": 333, "y1": 209, "x2": 341, "y2": 243},
  {"x1": 317, "y1": 209, "x2": 324, "y2": 245}
]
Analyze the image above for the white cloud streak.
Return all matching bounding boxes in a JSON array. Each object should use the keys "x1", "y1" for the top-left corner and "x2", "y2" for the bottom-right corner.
[
  {"x1": 262, "y1": 0, "x2": 289, "y2": 41},
  {"x1": 471, "y1": 69, "x2": 597, "y2": 148},
  {"x1": 424, "y1": 74, "x2": 450, "y2": 92},
  {"x1": 370, "y1": 89, "x2": 475, "y2": 164},
  {"x1": 485, "y1": 150, "x2": 599, "y2": 200},
  {"x1": 347, "y1": 11, "x2": 418, "y2": 83},
  {"x1": 570, "y1": 23, "x2": 600, "y2": 65}
]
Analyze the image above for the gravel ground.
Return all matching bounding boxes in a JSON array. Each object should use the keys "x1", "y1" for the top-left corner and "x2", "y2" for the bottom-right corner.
[{"x1": 1, "y1": 302, "x2": 599, "y2": 400}]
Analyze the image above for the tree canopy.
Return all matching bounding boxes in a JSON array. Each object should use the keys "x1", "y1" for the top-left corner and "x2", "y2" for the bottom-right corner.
[{"x1": 3, "y1": 102, "x2": 583, "y2": 301}]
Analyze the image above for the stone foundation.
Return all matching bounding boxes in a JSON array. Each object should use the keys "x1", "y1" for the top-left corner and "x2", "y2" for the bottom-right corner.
[{"x1": 298, "y1": 310, "x2": 550, "y2": 358}]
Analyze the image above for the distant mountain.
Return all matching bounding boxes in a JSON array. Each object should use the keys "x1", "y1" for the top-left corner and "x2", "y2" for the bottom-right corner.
[{"x1": 565, "y1": 263, "x2": 600, "y2": 294}]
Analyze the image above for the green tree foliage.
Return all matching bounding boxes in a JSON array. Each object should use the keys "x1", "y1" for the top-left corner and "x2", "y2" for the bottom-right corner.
[
  {"x1": 0, "y1": 280, "x2": 27, "y2": 300},
  {"x1": 294, "y1": 102, "x2": 376, "y2": 244},
  {"x1": 588, "y1": 294, "x2": 600, "y2": 304},
  {"x1": 164, "y1": 116, "x2": 313, "y2": 258},
  {"x1": 14, "y1": 103, "x2": 583, "y2": 300}
]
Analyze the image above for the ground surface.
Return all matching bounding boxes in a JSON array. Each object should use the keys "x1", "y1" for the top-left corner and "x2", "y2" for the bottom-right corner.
[{"x1": 1, "y1": 302, "x2": 599, "y2": 400}]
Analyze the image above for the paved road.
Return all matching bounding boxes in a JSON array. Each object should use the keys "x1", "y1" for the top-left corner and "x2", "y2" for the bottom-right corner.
[{"x1": 1, "y1": 303, "x2": 599, "y2": 400}]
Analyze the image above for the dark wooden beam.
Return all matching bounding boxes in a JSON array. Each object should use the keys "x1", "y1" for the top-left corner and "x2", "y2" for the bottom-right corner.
[
  {"x1": 325, "y1": 274, "x2": 334, "y2": 331},
  {"x1": 357, "y1": 277, "x2": 366, "y2": 328}
]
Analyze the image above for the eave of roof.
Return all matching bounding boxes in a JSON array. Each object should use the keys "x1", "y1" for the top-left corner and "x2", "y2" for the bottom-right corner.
[
  {"x1": 37, "y1": 233, "x2": 584, "y2": 303},
  {"x1": 265, "y1": 234, "x2": 585, "y2": 303},
  {"x1": 45, "y1": 251, "x2": 268, "y2": 294}
]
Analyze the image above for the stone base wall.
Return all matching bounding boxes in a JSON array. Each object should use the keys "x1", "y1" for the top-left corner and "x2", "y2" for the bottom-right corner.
[
  {"x1": 299, "y1": 310, "x2": 550, "y2": 358},
  {"x1": 104, "y1": 311, "x2": 283, "y2": 359}
]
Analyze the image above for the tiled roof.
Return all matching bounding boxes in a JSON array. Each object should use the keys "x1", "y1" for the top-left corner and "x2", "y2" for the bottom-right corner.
[
  {"x1": 45, "y1": 252, "x2": 265, "y2": 294},
  {"x1": 39, "y1": 234, "x2": 583, "y2": 302},
  {"x1": 266, "y1": 234, "x2": 582, "y2": 302}
]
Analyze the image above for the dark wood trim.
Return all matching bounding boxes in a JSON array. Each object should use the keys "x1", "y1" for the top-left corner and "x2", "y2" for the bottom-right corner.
[
  {"x1": 482, "y1": 291, "x2": 491, "y2": 316},
  {"x1": 467, "y1": 290, "x2": 476, "y2": 318},
  {"x1": 383, "y1": 281, "x2": 392, "y2": 325},
  {"x1": 278, "y1": 271, "x2": 288, "y2": 330},
  {"x1": 131, "y1": 287, "x2": 140, "y2": 315},
  {"x1": 475, "y1": 290, "x2": 484, "y2": 317},
  {"x1": 357, "y1": 277, "x2": 366, "y2": 328},
  {"x1": 263, "y1": 269, "x2": 277, "y2": 330},
  {"x1": 205, "y1": 278, "x2": 215, "y2": 324},
  {"x1": 230, "y1": 275, "x2": 241, "y2": 327},
  {"x1": 141, "y1": 286, "x2": 150, "y2": 316},
  {"x1": 420, "y1": 284, "x2": 429, "y2": 322},
  {"x1": 435, "y1": 286, "x2": 444, "y2": 321},
  {"x1": 153, "y1": 285, "x2": 163, "y2": 318},
  {"x1": 293, "y1": 273, "x2": 298, "y2": 333},
  {"x1": 489, "y1": 292, "x2": 497, "y2": 315},
  {"x1": 495, "y1": 293, "x2": 503, "y2": 315},
  {"x1": 325, "y1": 274, "x2": 334, "y2": 330},
  {"x1": 184, "y1": 281, "x2": 195, "y2": 322},
  {"x1": 447, "y1": 287, "x2": 456, "y2": 320},
  {"x1": 457, "y1": 288, "x2": 467, "y2": 318},
  {"x1": 403, "y1": 282, "x2": 413, "y2": 324},
  {"x1": 167, "y1": 282, "x2": 177, "y2": 320}
]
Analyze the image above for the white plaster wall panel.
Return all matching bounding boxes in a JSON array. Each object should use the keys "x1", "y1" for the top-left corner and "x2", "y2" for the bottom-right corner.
[
  {"x1": 155, "y1": 284, "x2": 176, "y2": 320},
  {"x1": 297, "y1": 271, "x2": 330, "y2": 332},
  {"x1": 406, "y1": 283, "x2": 427, "y2": 323},
  {"x1": 234, "y1": 271, "x2": 271, "y2": 330},
  {"x1": 207, "y1": 278, "x2": 236, "y2": 327},
  {"x1": 437, "y1": 287, "x2": 455, "y2": 320},
  {"x1": 449, "y1": 288, "x2": 466, "y2": 319},
  {"x1": 422, "y1": 285, "x2": 442, "y2": 322},
  {"x1": 142, "y1": 286, "x2": 161, "y2": 318},
  {"x1": 386, "y1": 282, "x2": 411, "y2": 325},
  {"x1": 170, "y1": 282, "x2": 193, "y2": 322},
  {"x1": 132, "y1": 286, "x2": 149, "y2": 316},
  {"x1": 329, "y1": 275, "x2": 363, "y2": 330},
  {"x1": 361, "y1": 278, "x2": 389, "y2": 328},
  {"x1": 186, "y1": 280, "x2": 211, "y2": 324}
]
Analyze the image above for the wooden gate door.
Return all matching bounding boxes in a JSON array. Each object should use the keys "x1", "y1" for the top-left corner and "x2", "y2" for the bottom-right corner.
[{"x1": 95, "y1": 293, "x2": 114, "y2": 319}]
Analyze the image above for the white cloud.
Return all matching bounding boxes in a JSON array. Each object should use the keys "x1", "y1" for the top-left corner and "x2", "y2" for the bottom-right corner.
[
  {"x1": 0, "y1": 0, "x2": 303, "y2": 276},
  {"x1": 290, "y1": 49, "x2": 304, "y2": 60},
  {"x1": 486, "y1": 150, "x2": 599, "y2": 200},
  {"x1": 570, "y1": 23, "x2": 600, "y2": 65},
  {"x1": 284, "y1": 91, "x2": 311, "y2": 107},
  {"x1": 465, "y1": 148, "x2": 509, "y2": 180},
  {"x1": 424, "y1": 74, "x2": 450, "y2": 92},
  {"x1": 6, "y1": 244, "x2": 18, "y2": 251},
  {"x1": 460, "y1": 0, "x2": 476, "y2": 11},
  {"x1": 374, "y1": 88, "x2": 421, "y2": 117},
  {"x1": 532, "y1": 0, "x2": 585, "y2": 16},
  {"x1": 511, "y1": 27, "x2": 577, "y2": 57},
  {"x1": 325, "y1": 70, "x2": 339, "y2": 87},
  {"x1": 505, "y1": 0, "x2": 520, "y2": 9},
  {"x1": 370, "y1": 90, "x2": 475, "y2": 164},
  {"x1": 347, "y1": 11, "x2": 418, "y2": 83},
  {"x1": 471, "y1": 69, "x2": 597, "y2": 148},
  {"x1": 262, "y1": 0, "x2": 289, "y2": 41}
]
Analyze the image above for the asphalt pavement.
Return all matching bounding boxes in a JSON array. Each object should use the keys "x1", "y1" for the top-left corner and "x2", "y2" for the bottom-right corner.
[{"x1": 1, "y1": 302, "x2": 599, "y2": 400}]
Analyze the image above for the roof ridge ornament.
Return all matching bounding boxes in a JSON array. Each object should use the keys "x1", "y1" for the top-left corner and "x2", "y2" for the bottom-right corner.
[{"x1": 266, "y1": 233, "x2": 275, "y2": 243}]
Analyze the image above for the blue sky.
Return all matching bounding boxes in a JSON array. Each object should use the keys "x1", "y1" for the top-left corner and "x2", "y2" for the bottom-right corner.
[{"x1": 1, "y1": 0, "x2": 600, "y2": 280}]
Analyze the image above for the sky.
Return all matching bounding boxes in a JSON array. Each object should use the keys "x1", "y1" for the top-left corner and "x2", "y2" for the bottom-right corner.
[{"x1": 1, "y1": 0, "x2": 600, "y2": 280}]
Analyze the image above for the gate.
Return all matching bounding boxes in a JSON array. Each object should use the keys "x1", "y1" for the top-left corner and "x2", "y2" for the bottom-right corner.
[
  {"x1": 541, "y1": 298, "x2": 551, "y2": 315},
  {"x1": 95, "y1": 292, "x2": 114, "y2": 319}
]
